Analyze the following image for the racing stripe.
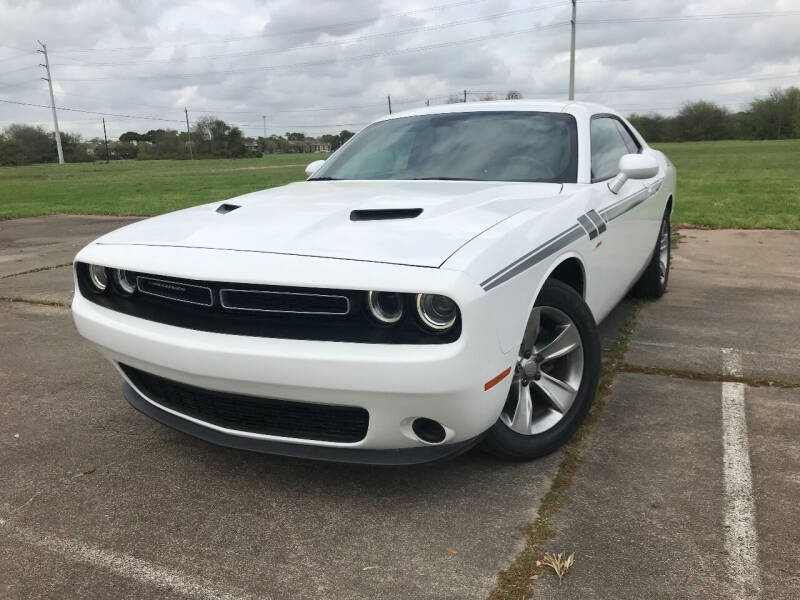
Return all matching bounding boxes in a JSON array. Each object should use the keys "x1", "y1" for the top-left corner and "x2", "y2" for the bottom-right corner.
[{"x1": 481, "y1": 224, "x2": 584, "y2": 291}]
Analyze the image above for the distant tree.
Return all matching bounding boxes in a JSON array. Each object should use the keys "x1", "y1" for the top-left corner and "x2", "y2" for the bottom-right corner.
[
  {"x1": 119, "y1": 131, "x2": 145, "y2": 143},
  {"x1": 0, "y1": 124, "x2": 53, "y2": 165},
  {"x1": 445, "y1": 93, "x2": 463, "y2": 104},
  {"x1": 336, "y1": 130, "x2": 355, "y2": 149},
  {"x1": 110, "y1": 141, "x2": 139, "y2": 159},
  {"x1": 747, "y1": 87, "x2": 800, "y2": 139},
  {"x1": 60, "y1": 131, "x2": 92, "y2": 162},
  {"x1": 286, "y1": 132, "x2": 305, "y2": 141},
  {"x1": 320, "y1": 133, "x2": 338, "y2": 149},
  {"x1": 480, "y1": 94, "x2": 497, "y2": 101},
  {"x1": 506, "y1": 90, "x2": 523, "y2": 100},
  {"x1": 190, "y1": 117, "x2": 246, "y2": 158},
  {"x1": 674, "y1": 101, "x2": 733, "y2": 141},
  {"x1": 628, "y1": 113, "x2": 677, "y2": 143}
]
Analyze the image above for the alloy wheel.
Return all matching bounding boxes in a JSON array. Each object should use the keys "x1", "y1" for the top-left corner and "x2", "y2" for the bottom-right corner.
[{"x1": 500, "y1": 306, "x2": 584, "y2": 435}]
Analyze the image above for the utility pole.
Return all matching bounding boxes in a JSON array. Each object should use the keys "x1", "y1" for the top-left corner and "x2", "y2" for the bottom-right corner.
[
  {"x1": 184, "y1": 107, "x2": 193, "y2": 160},
  {"x1": 262, "y1": 115, "x2": 267, "y2": 138},
  {"x1": 387, "y1": 95, "x2": 392, "y2": 114},
  {"x1": 37, "y1": 40, "x2": 64, "y2": 164},
  {"x1": 569, "y1": 0, "x2": 577, "y2": 100},
  {"x1": 102, "y1": 117, "x2": 110, "y2": 163},
  {"x1": 464, "y1": 89, "x2": 467, "y2": 103}
]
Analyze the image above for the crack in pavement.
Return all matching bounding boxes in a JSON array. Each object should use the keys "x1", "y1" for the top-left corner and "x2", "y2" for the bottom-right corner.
[
  {"x1": 0, "y1": 262, "x2": 72, "y2": 280},
  {"x1": 618, "y1": 363, "x2": 800, "y2": 388}
]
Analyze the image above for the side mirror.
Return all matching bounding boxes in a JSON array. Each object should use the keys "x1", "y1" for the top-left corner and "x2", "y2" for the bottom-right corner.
[
  {"x1": 608, "y1": 154, "x2": 659, "y2": 194},
  {"x1": 305, "y1": 159, "x2": 326, "y2": 178}
]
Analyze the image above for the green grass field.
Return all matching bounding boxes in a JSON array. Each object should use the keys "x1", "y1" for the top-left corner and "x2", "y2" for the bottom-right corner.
[
  {"x1": 0, "y1": 153, "x2": 325, "y2": 220},
  {"x1": 654, "y1": 139, "x2": 800, "y2": 229},
  {"x1": 1, "y1": 140, "x2": 798, "y2": 228}
]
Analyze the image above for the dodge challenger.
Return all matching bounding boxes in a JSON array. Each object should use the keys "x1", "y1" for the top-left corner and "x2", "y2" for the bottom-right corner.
[{"x1": 72, "y1": 100, "x2": 675, "y2": 464}]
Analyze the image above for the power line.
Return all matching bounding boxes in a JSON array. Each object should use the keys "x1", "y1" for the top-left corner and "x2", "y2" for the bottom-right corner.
[
  {"x1": 51, "y1": 2, "x2": 571, "y2": 68},
  {"x1": 0, "y1": 98, "x2": 370, "y2": 129},
  {"x1": 0, "y1": 98, "x2": 184, "y2": 123},
  {"x1": 0, "y1": 51, "x2": 38, "y2": 64},
  {"x1": 580, "y1": 71, "x2": 800, "y2": 95},
  {"x1": 56, "y1": 22, "x2": 571, "y2": 82},
  {"x1": 51, "y1": 0, "x2": 494, "y2": 53},
  {"x1": 581, "y1": 10, "x2": 800, "y2": 25},
  {"x1": 0, "y1": 63, "x2": 39, "y2": 76}
]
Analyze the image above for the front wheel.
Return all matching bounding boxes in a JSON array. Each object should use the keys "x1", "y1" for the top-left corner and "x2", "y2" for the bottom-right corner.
[{"x1": 481, "y1": 280, "x2": 601, "y2": 460}]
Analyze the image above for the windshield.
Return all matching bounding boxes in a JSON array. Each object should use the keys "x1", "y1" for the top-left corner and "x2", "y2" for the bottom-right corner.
[{"x1": 311, "y1": 111, "x2": 578, "y2": 183}]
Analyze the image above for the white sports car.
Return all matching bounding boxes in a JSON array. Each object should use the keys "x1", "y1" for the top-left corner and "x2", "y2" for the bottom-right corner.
[{"x1": 72, "y1": 100, "x2": 675, "y2": 464}]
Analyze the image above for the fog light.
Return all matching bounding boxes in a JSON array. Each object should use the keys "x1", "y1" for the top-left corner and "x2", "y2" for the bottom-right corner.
[
  {"x1": 416, "y1": 293, "x2": 457, "y2": 331},
  {"x1": 88, "y1": 264, "x2": 108, "y2": 292},
  {"x1": 367, "y1": 291, "x2": 403, "y2": 324},
  {"x1": 113, "y1": 269, "x2": 136, "y2": 296}
]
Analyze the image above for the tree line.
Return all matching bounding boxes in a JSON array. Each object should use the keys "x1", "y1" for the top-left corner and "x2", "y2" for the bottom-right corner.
[
  {"x1": 628, "y1": 87, "x2": 800, "y2": 142},
  {"x1": 1, "y1": 87, "x2": 798, "y2": 166},
  {"x1": 0, "y1": 114, "x2": 355, "y2": 165}
]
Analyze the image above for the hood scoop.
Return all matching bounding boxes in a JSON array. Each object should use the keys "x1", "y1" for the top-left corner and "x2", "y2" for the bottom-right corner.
[
  {"x1": 350, "y1": 208, "x2": 423, "y2": 221},
  {"x1": 216, "y1": 203, "x2": 241, "y2": 215}
]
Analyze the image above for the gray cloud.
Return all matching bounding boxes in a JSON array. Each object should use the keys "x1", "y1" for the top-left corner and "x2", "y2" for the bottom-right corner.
[{"x1": 1, "y1": 0, "x2": 798, "y2": 141}]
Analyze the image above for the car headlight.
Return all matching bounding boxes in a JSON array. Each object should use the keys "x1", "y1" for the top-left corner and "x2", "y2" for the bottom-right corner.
[
  {"x1": 113, "y1": 269, "x2": 136, "y2": 296},
  {"x1": 367, "y1": 291, "x2": 403, "y2": 324},
  {"x1": 416, "y1": 293, "x2": 457, "y2": 331},
  {"x1": 88, "y1": 264, "x2": 109, "y2": 292}
]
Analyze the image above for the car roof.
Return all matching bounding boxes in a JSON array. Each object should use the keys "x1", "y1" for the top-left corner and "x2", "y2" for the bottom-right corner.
[{"x1": 373, "y1": 99, "x2": 620, "y2": 123}]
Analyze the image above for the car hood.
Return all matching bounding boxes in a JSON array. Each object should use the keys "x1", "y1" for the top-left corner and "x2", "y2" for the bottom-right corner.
[{"x1": 96, "y1": 180, "x2": 563, "y2": 268}]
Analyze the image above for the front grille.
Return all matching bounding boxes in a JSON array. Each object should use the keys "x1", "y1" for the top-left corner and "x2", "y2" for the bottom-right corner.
[
  {"x1": 121, "y1": 364, "x2": 369, "y2": 443},
  {"x1": 76, "y1": 263, "x2": 461, "y2": 345}
]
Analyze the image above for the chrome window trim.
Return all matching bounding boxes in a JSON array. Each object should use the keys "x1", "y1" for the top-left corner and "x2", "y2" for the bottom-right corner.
[
  {"x1": 136, "y1": 276, "x2": 214, "y2": 307},
  {"x1": 219, "y1": 288, "x2": 351, "y2": 315}
]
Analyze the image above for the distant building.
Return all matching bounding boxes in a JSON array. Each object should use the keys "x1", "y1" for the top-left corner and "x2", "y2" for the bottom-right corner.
[{"x1": 288, "y1": 139, "x2": 331, "y2": 153}]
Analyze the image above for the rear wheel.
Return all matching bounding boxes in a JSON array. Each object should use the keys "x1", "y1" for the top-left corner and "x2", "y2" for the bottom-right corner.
[
  {"x1": 481, "y1": 280, "x2": 601, "y2": 460},
  {"x1": 633, "y1": 210, "x2": 670, "y2": 298}
]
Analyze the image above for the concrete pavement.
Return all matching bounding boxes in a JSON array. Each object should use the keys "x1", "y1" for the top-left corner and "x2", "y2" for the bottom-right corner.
[
  {"x1": 534, "y1": 229, "x2": 800, "y2": 599},
  {"x1": 0, "y1": 215, "x2": 630, "y2": 600},
  {"x1": 1, "y1": 218, "x2": 797, "y2": 599}
]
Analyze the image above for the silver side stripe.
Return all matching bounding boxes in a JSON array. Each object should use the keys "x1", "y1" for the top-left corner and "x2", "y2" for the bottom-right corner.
[
  {"x1": 601, "y1": 178, "x2": 664, "y2": 222},
  {"x1": 586, "y1": 209, "x2": 607, "y2": 234},
  {"x1": 576, "y1": 214, "x2": 596, "y2": 237},
  {"x1": 481, "y1": 225, "x2": 585, "y2": 291},
  {"x1": 481, "y1": 179, "x2": 664, "y2": 292}
]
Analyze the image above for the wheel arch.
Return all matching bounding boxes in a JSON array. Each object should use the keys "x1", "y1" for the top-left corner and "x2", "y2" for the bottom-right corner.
[{"x1": 542, "y1": 254, "x2": 586, "y2": 299}]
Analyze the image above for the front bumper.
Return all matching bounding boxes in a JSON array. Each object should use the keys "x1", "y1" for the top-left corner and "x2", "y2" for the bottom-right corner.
[
  {"x1": 123, "y1": 382, "x2": 483, "y2": 465},
  {"x1": 71, "y1": 253, "x2": 514, "y2": 460}
]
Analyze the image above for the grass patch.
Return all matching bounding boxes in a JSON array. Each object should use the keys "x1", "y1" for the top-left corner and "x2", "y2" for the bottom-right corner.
[
  {"x1": 0, "y1": 153, "x2": 326, "y2": 220},
  {"x1": 1, "y1": 140, "x2": 798, "y2": 229},
  {"x1": 654, "y1": 139, "x2": 800, "y2": 229},
  {"x1": 489, "y1": 302, "x2": 641, "y2": 600}
]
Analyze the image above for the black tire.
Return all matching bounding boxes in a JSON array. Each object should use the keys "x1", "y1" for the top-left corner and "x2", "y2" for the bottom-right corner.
[
  {"x1": 481, "y1": 279, "x2": 601, "y2": 460},
  {"x1": 633, "y1": 210, "x2": 670, "y2": 298}
]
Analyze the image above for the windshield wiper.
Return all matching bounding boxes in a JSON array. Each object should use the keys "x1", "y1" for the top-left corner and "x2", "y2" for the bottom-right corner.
[
  {"x1": 309, "y1": 177, "x2": 341, "y2": 181},
  {"x1": 410, "y1": 177, "x2": 480, "y2": 181}
]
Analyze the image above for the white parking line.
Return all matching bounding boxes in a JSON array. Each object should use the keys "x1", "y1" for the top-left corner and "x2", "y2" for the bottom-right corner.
[
  {"x1": 720, "y1": 349, "x2": 761, "y2": 599},
  {"x1": 0, "y1": 518, "x2": 256, "y2": 600}
]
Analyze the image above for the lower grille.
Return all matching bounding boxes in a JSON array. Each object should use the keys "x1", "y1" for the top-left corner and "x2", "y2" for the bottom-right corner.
[{"x1": 120, "y1": 364, "x2": 369, "y2": 443}]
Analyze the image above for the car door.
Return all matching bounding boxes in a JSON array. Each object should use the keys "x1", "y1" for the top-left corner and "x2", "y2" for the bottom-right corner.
[{"x1": 587, "y1": 115, "x2": 658, "y2": 299}]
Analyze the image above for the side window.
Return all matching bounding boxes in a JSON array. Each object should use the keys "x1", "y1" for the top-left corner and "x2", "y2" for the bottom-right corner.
[
  {"x1": 614, "y1": 119, "x2": 641, "y2": 154},
  {"x1": 590, "y1": 117, "x2": 630, "y2": 182}
]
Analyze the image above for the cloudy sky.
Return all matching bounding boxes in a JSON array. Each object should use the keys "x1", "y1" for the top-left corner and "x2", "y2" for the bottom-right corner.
[{"x1": 1, "y1": 0, "x2": 798, "y2": 141}]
